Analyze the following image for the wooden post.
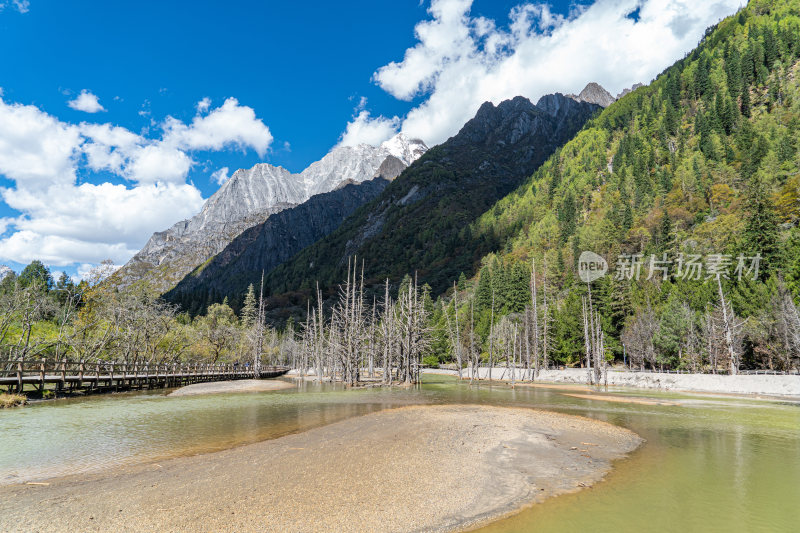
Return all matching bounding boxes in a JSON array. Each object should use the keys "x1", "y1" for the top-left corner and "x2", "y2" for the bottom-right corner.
[
  {"x1": 16, "y1": 358, "x2": 23, "y2": 393},
  {"x1": 78, "y1": 359, "x2": 85, "y2": 386},
  {"x1": 39, "y1": 358, "x2": 45, "y2": 392},
  {"x1": 60, "y1": 358, "x2": 67, "y2": 391},
  {"x1": 110, "y1": 361, "x2": 116, "y2": 389}
]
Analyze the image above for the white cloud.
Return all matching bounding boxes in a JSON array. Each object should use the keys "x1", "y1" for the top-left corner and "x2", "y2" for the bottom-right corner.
[
  {"x1": 196, "y1": 97, "x2": 211, "y2": 113},
  {"x1": 0, "y1": 97, "x2": 82, "y2": 189},
  {"x1": 211, "y1": 167, "x2": 230, "y2": 185},
  {"x1": 124, "y1": 145, "x2": 193, "y2": 184},
  {"x1": 162, "y1": 97, "x2": 273, "y2": 157},
  {"x1": 374, "y1": 0, "x2": 742, "y2": 145},
  {"x1": 0, "y1": 95, "x2": 272, "y2": 266},
  {"x1": 68, "y1": 90, "x2": 106, "y2": 113},
  {"x1": 0, "y1": 182, "x2": 204, "y2": 265},
  {"x1": 338, "y1": 110, "x2": 400, "y2": 147},
  {"x1": 0, "y1": 1, "x2": 30, "y2": 13}
]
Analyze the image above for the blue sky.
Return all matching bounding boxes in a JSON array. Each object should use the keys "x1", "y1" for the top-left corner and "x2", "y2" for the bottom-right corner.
[
  {"x1": 1, "y1": 0, "x2": 559, "y2": 186},
  {"x1": 0, "y1": 0, "x2": 741, "y2": 279}
]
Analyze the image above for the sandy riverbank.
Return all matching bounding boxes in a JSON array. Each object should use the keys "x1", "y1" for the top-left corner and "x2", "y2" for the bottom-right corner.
[
  {"x1": 167, "y1": 379, "x2": 295, "y2": 397},
  {"x1": 0, "y1": 405, "x2": 641, "y2": 533},
  {"x1": 425, "y1": 367, "x2": 800, "y2": 397}
]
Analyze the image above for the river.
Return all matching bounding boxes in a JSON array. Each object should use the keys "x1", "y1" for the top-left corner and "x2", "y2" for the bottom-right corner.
[{"x1": 1, "y1": 375, "x2": 798, "y2": 532}]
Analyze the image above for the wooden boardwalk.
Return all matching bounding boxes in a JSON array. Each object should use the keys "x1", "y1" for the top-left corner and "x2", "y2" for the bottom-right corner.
[{"x1": 0, "y1": 358, "x2": 290, "y2": 394}]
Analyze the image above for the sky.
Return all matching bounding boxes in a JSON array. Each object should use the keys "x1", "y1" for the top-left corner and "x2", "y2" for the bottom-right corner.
[{"x1": 0, "y1": 0, "x2": 742, "y2": 280}]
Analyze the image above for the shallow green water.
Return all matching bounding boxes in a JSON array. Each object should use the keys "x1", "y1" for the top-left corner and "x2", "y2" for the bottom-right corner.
[{"x1": 1, "y1": 376, "x2": 798, "y2": 532}]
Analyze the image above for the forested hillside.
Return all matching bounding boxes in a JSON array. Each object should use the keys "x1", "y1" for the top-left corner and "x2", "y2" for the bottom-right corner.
[
  {"x1": 440, "y1": 0, "x2": 800, "y2": 373},
  {"x1": 259, "y1": 94, "x2": 600, "y2": 315}
]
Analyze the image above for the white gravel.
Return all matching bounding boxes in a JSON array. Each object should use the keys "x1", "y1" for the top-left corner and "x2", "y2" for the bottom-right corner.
[{"x1": 425, "y1": 367, "x2": 800, "y2": 397}]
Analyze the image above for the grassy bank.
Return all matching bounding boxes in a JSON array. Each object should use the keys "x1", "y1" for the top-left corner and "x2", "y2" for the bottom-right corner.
[{"x1": 0, "y1": 394, "x2": 27, "y2": 408}]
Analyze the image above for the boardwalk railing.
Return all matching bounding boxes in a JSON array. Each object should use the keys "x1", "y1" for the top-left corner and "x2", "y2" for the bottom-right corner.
[{"x1": 0, "y1": 358, "x2": 290, "y2": 394}]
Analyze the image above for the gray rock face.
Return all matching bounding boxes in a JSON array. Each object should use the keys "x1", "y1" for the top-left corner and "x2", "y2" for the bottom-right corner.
[
  {"x1": 617, "y1": 83, "x2": 645, "y2": 100},
  {"x1": 372, "y1": 155, "x2": 407, "y2": 181},
  {"x1": 568, "y1": 82, "x2": 617, "y2": 108},
  {"x1": 164, "y1": 177, "x2": 391, "y2": 314},
  {"x1": 112, "y1": 134, "x2": 427, "y2": 294}
]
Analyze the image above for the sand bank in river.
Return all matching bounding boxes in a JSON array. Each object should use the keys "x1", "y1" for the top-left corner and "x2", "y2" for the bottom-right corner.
[
  {"x1": 513, "y1": 382, "x2": 592, "y2": 392},
  {"x1": 0, "y1": 405, "x2": 641, "y2": 533},
  {"x1": 167, "y1": 379, "x2": 294, "y2": 397},
  {"x1": 562, "y1": 393, "x2": 678, "y2": 406}
]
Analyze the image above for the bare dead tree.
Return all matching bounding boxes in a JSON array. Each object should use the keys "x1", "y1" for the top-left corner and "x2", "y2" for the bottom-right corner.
[
  {"x1": 452, "y1": 282, "x2": 462, "y2": 379},
  {"x1": 622, "y1": 304, "x2": 658, "y2": 371},
  {"x1": 582, "y1": 295, "x2": 592, "y2": 383},
  {"x1": 529, "y1": 257, "x2": 540, "y2": 380},
  {"x1": 395, "y1": 273, "x2": 430, "y2": 384},
  {"x1": 715, "y1": 277, "x2": 744, "y2": 375},
  {"x1": 488, "y1": 289, "x2": 495, "y2": 381},
  {"x1": 541, "y1": 257, "x2": 551, "y2": 370},
  {"x1": 380, "y1": 278, "x2": 395, "y2": 385},
  {"x1": 774, "y1": 282, "x2": 800, "y2": 371},
  {"x1": 441, "y1": 282, "x2": 463, "y2": 379},
  {"x1": 468, "y1": 300, "x2": 479, "y2": 383}
]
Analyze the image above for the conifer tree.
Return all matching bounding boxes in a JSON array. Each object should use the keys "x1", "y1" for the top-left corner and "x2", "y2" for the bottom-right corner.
[
  {"x1": 476, "y1": 266, "x2": 492, "y2": 310},
  {"x1": 743, "y1": 174, "x2": 781, "y2": 278},
  {"x1": 241, "y1": 283, "x2": 257, "y2": 328},
  {"x1": 659, "y1": 211, "x2": 673, "y2": 253},
  {"x1": 559, "y1": 191, "x2": 577, "y2": 243},
  {"x1": 742, "y1": 43, "x2": 755, "y2": 86},
  {"x1": 695, "y1": 56, "x2": 711, "y2": 98},
  {"x1": 623, "y1": 204, "x2": 634, "y2": 231},
  {"x1": 726, "y1": 45, "x2": 743, "y2": 96}
]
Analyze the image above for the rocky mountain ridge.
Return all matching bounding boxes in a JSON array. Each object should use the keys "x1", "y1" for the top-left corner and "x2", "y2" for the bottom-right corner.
[
  {"x1": 165, "y1": 177, "x2": 392, "y2": 314},
  {"x1": 111, "y1": 134, "x2": 427, "y2": 294},
  {"x1": 568, "y1": 82, "x2": 645, "y2": 108},
  {"x1": 225, "y1": 92, "x2": 603, "y2": 318}
]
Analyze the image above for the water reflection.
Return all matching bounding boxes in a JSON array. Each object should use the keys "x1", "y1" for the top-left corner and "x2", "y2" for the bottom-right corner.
[{"x1": 1, "y1": 376, "x2": 798, "y2": 532}]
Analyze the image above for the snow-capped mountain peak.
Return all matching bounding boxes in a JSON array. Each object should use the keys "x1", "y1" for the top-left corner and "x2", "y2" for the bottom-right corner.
[
  {"x1": 300, "y1": 133, "x2": 428, "y2": 197},
  {"x1": 379, "y1": 133, "x2": 428, "y2": 167},
  {"x1": 113, "y1": 134, "x2": 428, "y2": 294}
]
